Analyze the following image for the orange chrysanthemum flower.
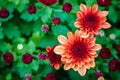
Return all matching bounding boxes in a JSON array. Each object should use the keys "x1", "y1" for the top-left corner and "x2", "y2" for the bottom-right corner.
[
  {"x1": 98, "y1": 76, "x2": 105, "y2": 80},
  {"x1": 46, "y1": 46, "x2": 62, "y2": 70},
  {"x1": 54, "y1": 30, "x2": 101, "y2": 76},
  {"x1": 74, "y1": 4, "x2": 111, "y2": 35}
]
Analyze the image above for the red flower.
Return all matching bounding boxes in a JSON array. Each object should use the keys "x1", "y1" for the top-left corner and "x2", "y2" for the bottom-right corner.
[
  {"x1": 62, "y1": 2, "x2": 72, "y2": 12},
  {"x1": 27, "y1": 5, "x2": 36, "y2": 14},
  {"x1": 74, "y1": 4, "x2": 111, "y2": 35},
  {"x1": 54, "y1": 30, "x2": 101, "y2": 76},
  {"x1": 100, "y1": 48, "x2": 111, "y2": 59},
  {"x1": 3, "y1": 52, "x2": 14, "y2": 64},
  {"x1": 116, "y1": 44, "x2": 120, "y2": 54},
  {"x1": 52, "y1": 17, "x2": 60, "y2": 25},
  {"x1": 46, "y1": 46, "x2": 62, "y2": 70},
  {"x1": 0, "y1": 8, "x2": 9, "y2": 18},
  {"x1": 109, "y1": 59, "x2": 119, "y2": 71},
  {"x1": 38, "y1": 0, "x2": 58, "y2": 6},
  {"x1": 94, "y1": 71, "x2": 101, "y2": 78},
  {"x1": 22, "y1": 53, "x2": 33, "y2": 64},
  {"x1": 46, "y1": 73, "x2": 57, "y2": 80},
  {"x1": 97, "y1": 0, "x2": 112, "y2": 6}
]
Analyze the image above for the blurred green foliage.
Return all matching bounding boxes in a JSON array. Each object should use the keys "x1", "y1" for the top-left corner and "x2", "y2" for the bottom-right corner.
[{"x1": 0, "y1": 0, "x2": 120, "y2": 80}]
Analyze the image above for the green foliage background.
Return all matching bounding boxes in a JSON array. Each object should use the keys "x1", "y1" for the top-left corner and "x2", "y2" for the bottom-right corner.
[{"x1": 0, "y1": 0, "x2": 120, "y2": 80}]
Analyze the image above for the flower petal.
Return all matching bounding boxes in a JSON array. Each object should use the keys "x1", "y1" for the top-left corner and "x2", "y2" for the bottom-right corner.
[
  {"x1": 98, "y1": 76, "x2": 105, "y2": 80},
  {"x1": 92, "y1": 4, "x2": 98, "y2": 14},
  {"x1": 101, "y1": 22, "x2": 111, "y2": 29},
  {"x1": 54, "y1": 45, "x2": 65, "y2": 54},
  {"x1": 78, "y1": 66, "x2": 86, "y2": 76},
  {"x1": 80, "y1": 3, "x2": 87, "y2": 13},
  {"x1": 67, "y1": 31, "x2": 74, "y2": 41},
  {"x1": 64, "y1": 63, "x2": 72, "y2": 70},
  {"x1": 76, "y1": 11, "x2": 83, "y2": 18},
  {"x1": 54, "y1": 63, "x2": 60, "y2": 70},
  {"x1": 58, "y1": 35, "x2": 68, "y2": 44},
  {"x1": 92, "y1": 44, "x2": 101, "y2": 50},
  {"x1": 89, "y1": 61, "x2": 95, "y2": 68},
  {"x1": 74, "y1": 22, "x2": 81, "y2": 28},
  {"x1": 99, "y1": 11, "x2": 108, "y2": 17},
  {"x1": 46, "y1": 46, "x2": 51, "y2": 52}
]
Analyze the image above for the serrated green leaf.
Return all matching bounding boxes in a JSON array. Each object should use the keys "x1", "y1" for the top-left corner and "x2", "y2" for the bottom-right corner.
[
  {"x1": 30, "y1": 60, "x2": 39, "y2": 71},
  {"x1": 25, "y1": 40, "x2": 36, "y2": 53},
  {"x1": 3, "y1": 24, "x2": 20, "y2": 39},
  {"x1": 39, "y1": 6, "x2": 52, "y2": 23},
  {"x1": 52, "y1": 25, "x2": 69, "y2": 36}
]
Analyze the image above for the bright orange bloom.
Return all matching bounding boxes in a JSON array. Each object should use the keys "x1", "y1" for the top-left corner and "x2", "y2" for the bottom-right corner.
[
  {"x1": 46, "y1": 46, "x2": 62, "y2": 70},
  {"x1": 54, "y1": 30, "x2": 101, "y2": 76},
  {"x1": 74, "y1": 4, "x2": 111, "y2": 35},
  {"x1": 98, "y1": 76, "x2": 105, "y2": 80}
]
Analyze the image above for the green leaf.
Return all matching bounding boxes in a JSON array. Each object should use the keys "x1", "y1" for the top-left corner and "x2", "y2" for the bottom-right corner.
[
  {"x1": 30, "y1": 60, "x2": 39, "y2": 71},
  {"x1": 0, "y1": 28, "x2": 4, "y2": 39},
  {"x1": 5, "y1": 73, "x2": 12, "y2": 80},
  {"x1": 108, "y1": 7, "x2": 118, "y2": 23},
  {"x1": 16, "y1": 0, "x2": 29, "y2": 12},
  {"x1": 39, "y1": 6, "x2": 52, "y2": 23},
  {"x1": 25, "y1": 40, "x2": 36, "y2": 53},
  {"x1": 3, "y1": 24, "x2": 20, "y2": 39},
  {"x1": 52, "y1": 25, "x2": 69, "y2": 36},
  {"x1": 39, "y1": 34, "x2": 58, "y2": 48}
]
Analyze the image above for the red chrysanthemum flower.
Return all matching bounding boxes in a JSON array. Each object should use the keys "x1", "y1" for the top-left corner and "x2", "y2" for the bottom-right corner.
[
  {"x1": 118, "y1": 62, "x2": 120, "y2": 70},
  {"x1": 38, "y1": 0, "x2": 58, "y2": 6},
  {"x1": 52, "y1": 17, "x2": 60, "y2": 25},
  {"x1": 0, "y1": 8, "x2": 9, "y2": 18},
  {"x1": 27, "y1": 5, "x2": 36, "y2": 14},
  {"x1": 116, "y1": 44, "x2": 120, "y2": 54},
  {"x1": 22, "y1": 53, "x2": 33, "y2": 64},
  {"x1": 109, "y1": 59, "x2": 119, "y2": 71},
  {"x1": 39, "y1": 53, "x2": 46, "y2": 60},
  {"x1": 62, "y1": 2, "x2": 72, "y2": 12},
  {"x1": 94, "y1": 71, "x2": 101, "y2": 78},
  {"x1": 3, "y1": 52, "x2": 14, "y2": 64},
  {"x1": 100, "y1": 48, "x2": 111, "y2": 59},
  {"x1": 46, "y1": 46, "x2": 62, "y2": 70},
  {"x1": 74, "y1": 4, "x2": 111, "y2": 35},
  {"x1": 54, "y1": 30, "x2": 101, "y2": 76},
  {"x1": 97, "y1": 0, "x2": 112, "y2": 6},
  {"x1": 46, "y1": 73, "x2": 57, "y2": 80}
]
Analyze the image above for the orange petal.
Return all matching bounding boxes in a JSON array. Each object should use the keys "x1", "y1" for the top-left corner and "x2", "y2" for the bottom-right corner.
[
  {"x1": 74, "y1": 22, "x2": 81, "y2": 28},
  {"x1": 72, "y1": 64, "x2": 79, "y2": 71},
  {"x1": 98, "y1": 76, "x2": 105, "y2": 80},
  {"x1": 80, "y1": 3, "x2": 87, "y2": 13},
  {"x1": 84, "y1": 62, "x2": 91, "y2": 69},
  {"x1": 67, "y1": 31, "x2": 74, "y2": 41},
  {"x1": 87, "y1": 6, "x2": 91, "y2": 13},
  {"x1": 58, "y1": 35, "x2": 68, "y2": 44},
  {"x1": 76, "y1": 11, "x2": 83, "y2": 18},
  {"x1": 54, "y1": 64, "x2": 60, "y2": 70},
  {"x1": 89, "y1": 61, "x2": 95, "y2": 68},
  {"x1": 78, "y1": 66, "x2": 86, "y2": 76},
  {"x1": 101, "y1": 22, "x2": 111, "y2": 29},
  {"x1": 75, "y1": 30, "x2": 81, "y2": 37},
  {"x1": 92, "y1": 44, "x2": 101, "y2": 50},
  {"x1": 92, "y1": 4, "x2": 98, "y2": 14},
  {"x1": 54, "y1": 45, "x2": 65, "y2": 55},
  {"x1": 46, "y1": 46, "x2": 51, "y2": 52},
  {"x1": 99, "y1": 11, "x2": 108, "y2": 17},
  {"x1": 64, "y1": 63, "x2": 72, "y2": 70}
]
